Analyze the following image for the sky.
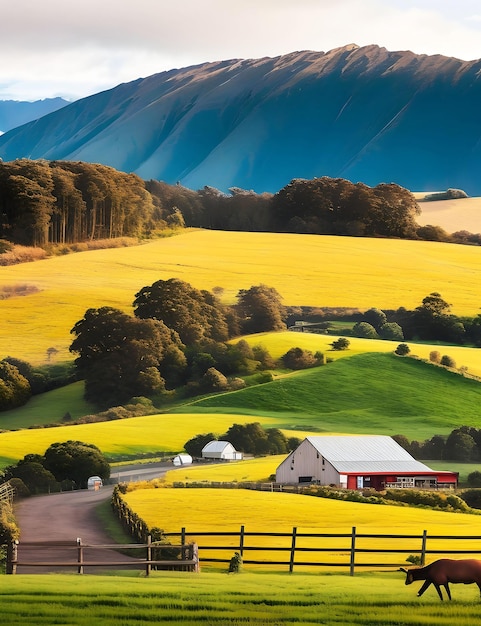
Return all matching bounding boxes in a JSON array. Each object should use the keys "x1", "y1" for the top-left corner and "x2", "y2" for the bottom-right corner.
[{"x1": 2, "y1": 0, "x2": 481, "y2": 102}]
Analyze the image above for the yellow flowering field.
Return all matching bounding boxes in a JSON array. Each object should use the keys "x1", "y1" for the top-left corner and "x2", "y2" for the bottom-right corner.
[
  {"x1": 122, "y1": 487, "x2": 481, "y2": 570},
  {"x1": 2, "y1": 229, "x2": 481, "y2": 363},
  {"x1": 0, "y1": 413, "x2": 280, "y2": 467}
]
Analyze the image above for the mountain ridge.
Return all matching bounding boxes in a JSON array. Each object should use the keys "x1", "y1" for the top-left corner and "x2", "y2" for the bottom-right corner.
[
  {"x1": 0, "y1": 97, "x2": 69, "y2": 134},
  {"x1": 1, "y1": 44, "x2": 481, "y2": 194}
]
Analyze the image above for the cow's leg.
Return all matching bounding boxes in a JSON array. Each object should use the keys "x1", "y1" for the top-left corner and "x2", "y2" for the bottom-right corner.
[
  {"x1": 433, "y1": 583, "x2": 444, "y2": 601},
  {"x1": 418, "y1": 580, "x2": 432, "y2": 597},
  {"x1": 443, "y1": 583, "x2": 451, "y2": 601}
]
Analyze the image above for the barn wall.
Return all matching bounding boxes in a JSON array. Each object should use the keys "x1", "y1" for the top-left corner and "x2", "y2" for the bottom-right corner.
[{"x1": 276, "y1": 439, "x2": 340, "y2": 485}]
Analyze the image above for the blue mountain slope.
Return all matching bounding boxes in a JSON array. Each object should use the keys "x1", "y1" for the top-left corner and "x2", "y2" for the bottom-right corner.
[
  {"x1": 0, "y1": 98, "x2": 69, "y2": 134},
  {"x1": 1, "y1": 45, "x2": 481, "y2": 194}
]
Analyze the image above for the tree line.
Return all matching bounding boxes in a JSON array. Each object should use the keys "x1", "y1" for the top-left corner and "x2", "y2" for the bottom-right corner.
[
  {"x1": 184, "y1": 423, "x2": 302, "y2": 458},
  {"x1": 394, "y1": 426, "x2": 481, "y2": 464},
  {"x1": 298, "y1": 292, "x2": 481, "y2": 347},
  {"x1": 2, "y1": 159, "x2": 478, "y2": 247}
]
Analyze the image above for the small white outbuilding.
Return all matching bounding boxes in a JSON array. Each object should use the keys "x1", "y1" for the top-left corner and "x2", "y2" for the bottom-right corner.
[
  {"x1": 201, "y1": 440, "x2": 243, "y2": 461},
  {"x1": 172, "y1": 453, "x2": 193, "y2": 466},
  {"x1": 87, "y1": 475, "x2": 103, "y2": 490}
]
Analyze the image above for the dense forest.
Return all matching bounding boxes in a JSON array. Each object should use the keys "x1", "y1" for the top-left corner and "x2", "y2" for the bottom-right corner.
[{"x1": 1, "y1": 159, "x2": 477, "y2": 248}]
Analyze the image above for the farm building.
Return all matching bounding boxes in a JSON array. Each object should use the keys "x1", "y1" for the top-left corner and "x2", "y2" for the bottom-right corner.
[
  {"x1": 172, "y1": 453, "x2": 193, "y2": 466},
  {"x1": 201, "y1": 440, "x2": 243, "y2": 461},
  {"x1": 275, "y1": 435, "x2": 458, "y2": 491}
]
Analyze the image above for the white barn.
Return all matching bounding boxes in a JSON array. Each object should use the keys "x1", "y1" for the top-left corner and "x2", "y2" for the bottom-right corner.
[
  {"x1": 201, "y1": 440, "x2": 243, "y2": 461},
  {"x1": 275, "y1": 435, "x2": 458, "y2": 491}
]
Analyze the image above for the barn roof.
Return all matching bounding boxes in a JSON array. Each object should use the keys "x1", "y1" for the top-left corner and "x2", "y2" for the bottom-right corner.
[
  {"x1": 202, "y1": 440, "x2": 235, "y2": 453},
  {"x1": 306, "y1": 435, "x2": 435, "y2": 474}
]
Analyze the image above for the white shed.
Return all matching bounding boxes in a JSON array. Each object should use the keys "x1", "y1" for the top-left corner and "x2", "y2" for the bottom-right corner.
[
  {"x1": 201, "y1": 440, "x2": 243, "y2": 461},
  {"x1": 87, "y1": 475, "x2": 103, "y2": 490},
  {"x1": 172, "y1": 453, "x2": 193, "y2": 466}
]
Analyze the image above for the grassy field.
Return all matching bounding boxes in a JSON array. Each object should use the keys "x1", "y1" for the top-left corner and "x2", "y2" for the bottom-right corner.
[
  {"x1": 3, "y1": 571, "x2": 481, "y2": 625},
  {"x1": 1, "y1": 351, "x2": 480, "y2": 468},
  {"x1": 182, "y1": 352, "x2": 481, "y2": 440},
  {"x1": 1, "y1": 229, "x2": 481, "y2": 364}
]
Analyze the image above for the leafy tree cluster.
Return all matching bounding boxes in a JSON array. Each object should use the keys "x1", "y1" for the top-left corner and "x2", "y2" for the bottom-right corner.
[
  {"x1": 184, "y1": 422, "x2": 301, "y2": 457},
  {"x1": 318, "y1": 294, "x2": 481, "y2": 348},
  {"x1": 2, "y1": 440, "x2": 110, "y2": 493},
  {"x1": 271, "y1": 177, "x2": 422, "y2": 238},
  {"x1": 0, "y1": 160, "x2": 168, "y2": 246},
  {"x1": 5, "y1": 161, "x2": 479, "y2": 248},
  {"x1": 394, "y1": 426, "x2": 481, "y2": 463},
  {"x1": 70, "y1": 280, "x2": 284, "y2": 407}
]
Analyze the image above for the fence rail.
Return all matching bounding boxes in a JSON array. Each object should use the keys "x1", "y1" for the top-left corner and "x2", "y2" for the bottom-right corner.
[
  {"x1": 6, "y1": 538, "x2": 199, "y2": 575},
  {"x1": 160, "y1": 526, "x2": 481, "y2": 574}
]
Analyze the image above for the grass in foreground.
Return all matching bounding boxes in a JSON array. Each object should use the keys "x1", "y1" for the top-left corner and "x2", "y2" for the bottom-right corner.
[{"x1": 1, "y1": 571, "x2": 481, "y2": 625}]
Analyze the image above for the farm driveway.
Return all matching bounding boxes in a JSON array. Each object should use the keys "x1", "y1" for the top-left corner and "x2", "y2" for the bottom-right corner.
[{"x1": 13, "y1": 463, "x2": 171, "y2": 573}]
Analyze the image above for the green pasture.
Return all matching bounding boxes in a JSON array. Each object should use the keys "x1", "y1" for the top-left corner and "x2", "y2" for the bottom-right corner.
[
  {"x1": 1, "y1": 350, "x2": 481, "y2": 468},
  {"x1": 1, "y1": 229, "x2": 481, "y2": 364},
  {"x1": 2, "y1": 571, "x2": 480, "y2": 625},
  {"x1": 0, "y1": 380, "x2": 95, "y2": 429},
  {"x1": 183, "y1": 352, "x2": 481, "y2": 441},
  {"x1": 237, "y1": 331, "x2": 481, "y2": 379}
]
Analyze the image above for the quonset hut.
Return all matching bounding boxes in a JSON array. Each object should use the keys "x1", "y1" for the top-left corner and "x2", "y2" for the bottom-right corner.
[
  {"x1": 201, "y1": 441, "x2": 243, "y2": 461},
  {"x1": 275, "y1": 435, "x2": 458, "y2": 490}
]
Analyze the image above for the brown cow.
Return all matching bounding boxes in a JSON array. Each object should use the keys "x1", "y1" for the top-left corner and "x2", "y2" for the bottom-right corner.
[{"x1": 400, "y1": 559, "x2": 481, "y2": 601}]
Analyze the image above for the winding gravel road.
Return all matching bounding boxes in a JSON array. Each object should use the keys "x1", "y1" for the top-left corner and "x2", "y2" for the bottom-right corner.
[{"x1": 13, "y1": 463, "x2": 171, "y2": 573}]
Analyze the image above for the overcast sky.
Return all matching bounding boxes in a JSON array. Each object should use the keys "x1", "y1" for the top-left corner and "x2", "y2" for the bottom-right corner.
[{"x1": 3, "y1": 0, "x2": 481, "y2": 102}]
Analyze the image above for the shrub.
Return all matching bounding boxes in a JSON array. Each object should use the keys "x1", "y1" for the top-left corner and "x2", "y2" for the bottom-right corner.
[
  {"x1": 460, "y1": 489, "x2": 481, "y2": 510},
  {"x1": 281, "y1": 347, "x2": 319, "y2": 369},
  {"x1": 441, "y1": 355, "x2": 456, "y2": 368},
  {"x1": 429, "y1": 351, "x2": 441, "y2": 364},
  {"x1": 467, "y1": 471, "x2": 481, "y2": 487},
  {"x1": 331, "y1": 338, "x2": 350, "y2": 351},
  {"x1": 395, "y1": 343, "x2": 410, "y2": 356}
]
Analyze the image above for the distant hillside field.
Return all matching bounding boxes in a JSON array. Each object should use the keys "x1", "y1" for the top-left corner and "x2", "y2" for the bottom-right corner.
[
  {"x1": 416, "y1": 196, "x2": 481, "y2": 233},
  {"x1": 1, "y1": 230, "x2": 481, "y2": 364}
]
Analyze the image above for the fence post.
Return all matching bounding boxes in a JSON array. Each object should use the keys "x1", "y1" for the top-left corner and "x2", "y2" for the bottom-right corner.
[
  {"x1": 239, "y1": 525, "x2": 245, "y2": 558},
  {"x1": 146, "y1": 534, "x2": 151, "y2": 576},
  {"x1": 181, "y1": 527, "x2": 186, "y2": 547},
  {"x1": 77, "y1": 537, "x2": 84, "y2": 574},
  {"x1": 289, "y1": 527, "x2": 297, "y2": 573},
  {"x1": 6, "y1": 540, "x2": 18, "y2": 574},
  {"x1": 349, "y1": 527, "x2": 357, "y2": 576},
  {"x1": 421, "y1": 530, "x2": 428, "y2": 566}
]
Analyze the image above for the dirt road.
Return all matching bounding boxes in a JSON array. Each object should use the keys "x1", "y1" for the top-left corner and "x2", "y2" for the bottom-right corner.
[
  {"x1": 13, "y1": 487, "x2": 137, "y2": 573},
  {"x1": 13, "y1": 463, "x2": 172, "y2": 573}
]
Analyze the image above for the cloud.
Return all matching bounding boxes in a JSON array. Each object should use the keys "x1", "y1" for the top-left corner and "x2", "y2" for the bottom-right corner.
[{"x1": 2, "y1": 0, "x2": 481, "y2": 101}]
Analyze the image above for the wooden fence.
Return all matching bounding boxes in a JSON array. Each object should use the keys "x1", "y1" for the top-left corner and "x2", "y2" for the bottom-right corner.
[
  {"x1": 161, "y1": 526, "x2": 481, "y2": 574},
  {"x1": 6, "y1": 538, "x2": 199, "y2": 575}
]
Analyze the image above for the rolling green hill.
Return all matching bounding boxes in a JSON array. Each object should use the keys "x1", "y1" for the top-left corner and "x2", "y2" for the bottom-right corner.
[{"x1": 179, "y1": 352, "x2": 481, "y2": 441}]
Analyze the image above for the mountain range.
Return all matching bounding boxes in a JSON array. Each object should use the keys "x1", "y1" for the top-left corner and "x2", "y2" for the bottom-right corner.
[
  {"x1": 0, "y1": 98, "x2": 69, "y2": 135},
  {"x1": 1, "y1": 44, "x2": 481, "y2": 195}
]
